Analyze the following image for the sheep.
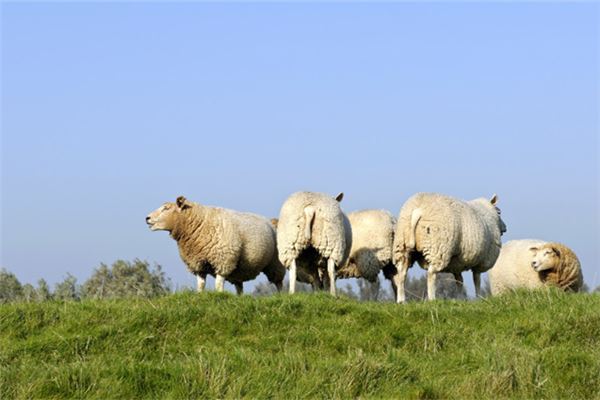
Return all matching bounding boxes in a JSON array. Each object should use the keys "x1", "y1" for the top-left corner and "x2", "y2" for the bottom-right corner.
[
  {"x1": 336, "y1": 209, "x2": 397, "y2": 300},
  {"x1": 488, "y1": 239, "x2": 584, "y2": 295},
  {"x1": 277, "y1": 191, "x2": 352, "y2": 296},
  {"x1": 270, "y1": 218, "x2": 321, "y2": 290},
  {"x1": 146, "y1": 196, "x2": 285, "y2": 294},
  {"x1": 392, "y1": 193, "x2": 507, "y2": 302}
]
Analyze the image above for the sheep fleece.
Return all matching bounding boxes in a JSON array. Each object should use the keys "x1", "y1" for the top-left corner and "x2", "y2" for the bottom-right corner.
[
  {"x1": 393, "y1": 193, "x2": 502, "y2": 274},
  {"x1": 489, "y1": 239, "x2": 583, "y2": 295},
  {"x1": 277, "y1": 191, "x2": 351, "y2": 269},
  {"x1": 171, "y1": 202, "x2": 281, "y2": 283},
  {"x1": 337, "y1": 209, "x2": 395, "y2": 282}
]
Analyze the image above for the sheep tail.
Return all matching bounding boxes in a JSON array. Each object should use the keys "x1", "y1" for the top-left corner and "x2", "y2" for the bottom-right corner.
[
  {"x1": 407, "y1": 208, "x2": 422, "y2": 249},
  {"x1": 303, "y1": 206, "x2": 316, "y2": 241}
]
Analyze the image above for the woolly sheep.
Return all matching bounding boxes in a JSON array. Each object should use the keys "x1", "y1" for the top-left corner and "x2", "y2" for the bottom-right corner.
[
  {"x1": 277, "y1": 191, "x2": 352, "y2": 296},
  {"x1": 270, "y1": 218, "x2": 321, "y2": 289},
  {"x1": 393, "y1": 192, "x2": 507, "y2": 302},
  {"x1": 489, "y1": 239, "x2": 583, "y2": 295},
  {"x1": 336, "y1": 209, "x2": 397, "y2": 300},
  {"x1": 146, "y1": 196, "x2": 285, "y2": 294}
]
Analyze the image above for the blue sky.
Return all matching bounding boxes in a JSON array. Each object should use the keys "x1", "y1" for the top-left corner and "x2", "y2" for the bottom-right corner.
[{"x1": 1, "y1": 3, "x2": 598, "y2": 294}]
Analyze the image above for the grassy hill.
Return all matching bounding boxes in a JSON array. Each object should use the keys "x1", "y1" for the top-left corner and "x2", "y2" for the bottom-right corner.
[{"x1": 1, "y1": 290, "x2": 599, "y2": 399}]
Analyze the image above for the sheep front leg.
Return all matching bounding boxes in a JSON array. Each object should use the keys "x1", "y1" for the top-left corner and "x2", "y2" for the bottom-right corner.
[
  {"x1": 215, "y1": 274, "x2": 225, "y2": 292},
  {"x1": 394, "y1": 263, "x2": 409, "y2": 303},
  {"x1": 473, "y1": 271, "x2": 482, "y2": 298},
  {"x1": 327, "y1": 258, "x2": 337, "y2": 296},
  {"x1": 196, "y1": 273, "x2": 207, "y2": 293},
  {"x1": 289, "y1": 259, "x2": 297, "y2": 294},
  {"x1": 235, "y1": 282, "x2": 243, "y2": 295},
  {"x1": 427, "y1": 269, "x2": 437, "y2": 300}
]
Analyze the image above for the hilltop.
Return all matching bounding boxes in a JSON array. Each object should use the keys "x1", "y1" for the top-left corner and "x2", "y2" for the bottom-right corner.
[{"x1": 1, "y1": 290, "x2": 599, "y2": 399}]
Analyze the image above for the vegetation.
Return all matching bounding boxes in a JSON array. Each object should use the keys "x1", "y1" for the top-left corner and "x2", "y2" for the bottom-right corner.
[
  {"x1": 252, "y1": 272, "x2": 475, "y2": 301},
  {"x1": 1, "y1": 290, "x2": 599, "y2": 399},
  {"x1": 0, "y1": 260, "x2": 171, "y2": 303},
  {"x1": 81, "y1": 259, "x2": 171, "y2": 300}
]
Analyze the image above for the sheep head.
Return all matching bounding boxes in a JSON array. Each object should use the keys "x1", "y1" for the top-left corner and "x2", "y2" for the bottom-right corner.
[
  {"x1": 490, "y1": 194, "x2": 507, "y2": 235},
  {"x1": 529, "y1": 244, "x2": 561, "y2": 273},
  {"x1": 146, "y1": 196, "x2": 192, "y2": 232}
]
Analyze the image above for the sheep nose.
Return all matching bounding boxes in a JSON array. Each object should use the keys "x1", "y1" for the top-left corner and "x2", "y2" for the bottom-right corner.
[
  {"x1": 531, "y1": 261, "x2": 537, "y2": 268},
  {"x1": 145, "y1": 216, "x2": 151, "y2": 223}
]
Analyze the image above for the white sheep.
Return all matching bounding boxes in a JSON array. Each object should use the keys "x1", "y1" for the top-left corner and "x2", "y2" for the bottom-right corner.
[
  {"x1": 489, "y1": 239, "x2": 584, "y2": 295},
  {"x1": 336, "y1": 209, "x2": 397, "y2": 300},
  {"x1": 393, "y1": 193, "x2": 507, "y2": 302},
  {"x1": 277, "y1": 191, "x2": 351, "y2": 296},
  {"x1": 270, "y1": 218, "x2": 323, "y2": 290},
  {"x1": 146, "y1": 196, "x2": 285, "y2": 294}
]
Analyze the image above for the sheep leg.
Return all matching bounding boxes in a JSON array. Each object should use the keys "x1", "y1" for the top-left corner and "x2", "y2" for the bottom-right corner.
[
  {"x1": 215, "y1": 274, "x2": 225, "y2": 292},
  {"x1": 235, "y1": 282, "x2": 243, "y2": 295},
  {"x1": 473, "y1": 271, "x2": 482, "y2": 298},
  {"x1": 370, "y1": 276, "x2": 380, "y2": 301},
  {"x1": 453, "y1": 272, "x2": 464, "y2": 296},
  {"x1": 289, "y1": 259, "x2": 297, "y2": 294},
  {"x1": 390, "y1": 278, "x2": 398, "y2": 300},
  {"x1": 427, "y1": 269, "x2": 437, "y2": 300},
  {"x1": 275, "y1": 281, "x2": 283, "y2": 292},
  {"x1": 394, "y1": 263, "x2": 409, "y2": 303},
  {"x1": 196, "y1": 273, "x2": 207, "y2": 293},
  {"x1": 327, "y1": 258, "x2": 337, "y2": 296}
]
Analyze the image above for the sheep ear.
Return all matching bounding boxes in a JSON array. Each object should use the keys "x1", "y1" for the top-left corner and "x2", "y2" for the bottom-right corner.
[
  {"x1": 334, "y1": 192, "x2": 344, "y2": 202},
  {"x1": 551, "y1": 246, "x2": 561, "y2": 257},
  {"x1": 490, "y1": 194, "x2": 498, "y2": 205},
  {"x1": 528, "y1": 246, "x2": 539, "y2": 253},
  {"x1": 176, "y1": 196, "x2": 191, "y2": 210}
]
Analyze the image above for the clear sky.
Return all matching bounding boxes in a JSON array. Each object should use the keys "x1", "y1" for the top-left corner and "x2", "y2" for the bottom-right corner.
[{"x1": 1, "y1": 2, "x2": 598, "y2": 294}]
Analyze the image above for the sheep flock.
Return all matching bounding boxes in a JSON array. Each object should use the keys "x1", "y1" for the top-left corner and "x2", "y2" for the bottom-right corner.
[{"x1": 146, "y1": 191, "x2": 584, "y2": 302}]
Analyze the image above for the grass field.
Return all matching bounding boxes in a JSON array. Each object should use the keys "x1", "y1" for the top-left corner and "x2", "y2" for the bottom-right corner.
[{"x1": 1, "y1": 290, "x2": 599, "y2": 399}]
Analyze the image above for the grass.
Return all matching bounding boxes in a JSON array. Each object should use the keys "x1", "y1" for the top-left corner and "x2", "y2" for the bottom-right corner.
[{"x1": 1, "y1": 290, "x2": 599, "y2": 399}]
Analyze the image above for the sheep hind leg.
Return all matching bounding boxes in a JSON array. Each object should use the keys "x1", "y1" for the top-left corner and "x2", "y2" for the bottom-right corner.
[
  {"x1": 393, "y1": 262, "x2": 409, "y2": 304},
  {"x1": 427, "y1": 269, "x2": 438, "y2": 301},
  {"x1": 289, "y1": 259, "x2": 297, "y2": 294},
  {"x1": 215, "y1": 274, "x2": 225, "y2": 292},
  {"x1": 473, "y1": 271, "x2": 482, "y2": 298},
  {"x1": 327, "y1": 258, "x2": 337, "y2": 296},
  {"x1": 275, "y1": 281, "x2": 283, "y2": 292},
  {"x1": 196, "y1": 273, "x2": 207, "y2": 293},
  {"x1": 235, "y1": 282, "x2": 243, "y2": 295},
  {"x1": 390, "y1": 277, "x2": 398, "y2": 301},
  {"x1": 453, "y1": 272, "x2": 465, "y2": 298},
  {"x1": 369, "y1": 276, "x2": 380, "y2": 301}
]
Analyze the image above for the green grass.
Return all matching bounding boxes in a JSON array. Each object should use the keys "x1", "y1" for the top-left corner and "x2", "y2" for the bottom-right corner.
[{"x1": 1, "y1": 290, "x2": 599, "y2": 399}]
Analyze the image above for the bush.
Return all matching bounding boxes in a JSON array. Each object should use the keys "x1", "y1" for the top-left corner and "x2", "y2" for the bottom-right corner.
[
  {"x1": 54, "y1": 274, "x2": 80, "y2": 301},
  {"x1": 0, "y1": 269, "x2": 23, "y2": 303},
  {"x1": 81, "y1": 259, "x2": 171, "y2": 299}
]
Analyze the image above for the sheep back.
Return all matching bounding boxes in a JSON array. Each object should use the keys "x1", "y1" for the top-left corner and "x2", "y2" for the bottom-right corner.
[
  {"x1": 337, "y1": 209, "x2": 395, "y2": 282},
  {"x1": 488, "y1": 239, "x2": 547, "y2": 295},
  {"x1": 393, "y1": 193, "x2": 503, "y2": 274},
  {"x1": 277, "y1": 191, "x2": 350, "y2": 269},
  {"x1": 172, "y1": 202, "x2": 276, "y2": 282},
  {"x1": 490, "y1": 240, "x2": 583, "y2": 295}
]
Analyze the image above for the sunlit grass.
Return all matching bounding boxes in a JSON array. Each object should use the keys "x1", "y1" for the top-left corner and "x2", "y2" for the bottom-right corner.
[{"x1": 1, "y1": 290, "x2": 599, "y2": 399}]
